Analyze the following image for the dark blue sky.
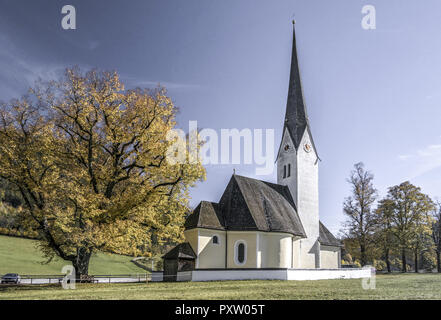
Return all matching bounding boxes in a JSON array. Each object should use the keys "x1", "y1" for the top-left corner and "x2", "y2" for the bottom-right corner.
[{"x1": 1, "y1": 0, "x2": 441, "y2": 234}]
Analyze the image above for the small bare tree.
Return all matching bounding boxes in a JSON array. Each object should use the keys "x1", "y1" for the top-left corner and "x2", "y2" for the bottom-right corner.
[{"x1": 342, "y1": 162, "x2": 377, "y2": 266}]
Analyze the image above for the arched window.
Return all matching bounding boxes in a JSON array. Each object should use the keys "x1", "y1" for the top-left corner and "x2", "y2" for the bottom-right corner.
[
  {"x1": 212, "y1": 235, "x2": 219, "y2": 245},
  {"x1": 283, "y1": 165, "x2": 286, "y2": 178},
  {"x1": 238, "y1": 243, "x2": 245, "y2": 263},
  {"x1": 234, "y1": 240, "x2": 247, "y2": 265},
  {"x1": 287, "y1": 163, "x2": 291, "y2": 177}
]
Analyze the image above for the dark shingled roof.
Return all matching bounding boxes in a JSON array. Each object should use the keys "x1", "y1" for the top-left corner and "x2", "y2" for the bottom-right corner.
[
  {"x1": 277, "y1": 22, "x2": 318, "y2": 158},
  {"x1": 184, "y1": 201, "x2": 224, "y2": 230},
  {"x1": 319, "y1": 221, "x2": 341, "y2": 247},
  {"x1": 185, "y1": 175, "x2": 306, "y2": 238},
  {"x1": 162, "y1": 242, "x2": 196, "y2": 260}
]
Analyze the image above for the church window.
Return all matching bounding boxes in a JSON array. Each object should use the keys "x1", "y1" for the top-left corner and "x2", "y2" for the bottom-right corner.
[
  {"x1": 287, "y1": 164, "x2": 291, "y2": 177},
  {"x1": 212, "y1": 235, "x2": 219, "y2": 245},
  {"x1": 283, "y1": 165, "x2": 286, "y2": 178},
  {"x1": 238, "y1": 243, "x2": 245, "y2": 262},
  {"x1": 234, "y1": 240, "x2": 247, "y2": 265}
]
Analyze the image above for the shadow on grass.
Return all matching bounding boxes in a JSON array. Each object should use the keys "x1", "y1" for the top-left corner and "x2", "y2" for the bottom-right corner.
[{"x1": 0, "y1": 283, "x2": 62, "y2": 292}]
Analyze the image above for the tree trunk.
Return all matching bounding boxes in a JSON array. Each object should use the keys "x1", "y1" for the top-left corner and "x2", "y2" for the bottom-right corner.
[
  {"x1": 360, "y1": 243, "x2": 367, "y2": 266},
  {"x1": 436, "y1": 251, "x2": 441, "y2": 273},
  {"x1": 72, "y1": 247, "x2": 92, "y2": 280},
  {"x1": 401, "y1": 249, "x2": 407, "y2": 273},
  {"x1": 414, "y1": 249, "x2": 419, "y2": 273},
  {"x1": 385, "y1": 248, "x2": 391, "y2": 273}
]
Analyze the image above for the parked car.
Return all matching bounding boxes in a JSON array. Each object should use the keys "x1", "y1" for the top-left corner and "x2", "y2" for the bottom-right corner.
[{"x1": 1, "y1": 273, "x2": 21, "y2": 284}]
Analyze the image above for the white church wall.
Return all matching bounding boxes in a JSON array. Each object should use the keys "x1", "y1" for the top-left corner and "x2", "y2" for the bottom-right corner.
[
  {"x1": 184, "y1": 229, "x2": 198, "y2": 260},
  {"x1": 296, "y1": 130, "x2": 320, "y2": 268},
  {"x1": 292, "y1": 238, "x2": 301, "y2": 268},
  {"x1": 276, "y1": 128, "x2": 322, "y2": 269},
  {"x1": 297, "y1": 238, "x2": 318, "y2": 268},
  {"x1": 258, "y1": 232, "x2": 293, "y2": 268},
  {"x1": 226, "y1": 231, "x2": 257, "y2": 268},
  {"x1": 195, "y1": 229, "x2": 226, "y2": 269},
  {"x1": 277, "y1": 128, "x2": 298, "y2": 200},
  {"x1": 280, "y1": 235, "x2": 293, "y2": 268},
  {"x1": 257, "y1": 232, "x2": 265, "y2": 268},
  {"x1": 320, "y1": 245, "x2": 340, "y2": 269},
  {"x1": 191, "y1": 229, "x2": 296, "y2": 269}
]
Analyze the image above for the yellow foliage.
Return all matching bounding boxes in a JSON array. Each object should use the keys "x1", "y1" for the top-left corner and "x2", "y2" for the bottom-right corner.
[{"x1": 0, "y1": 68, "x2": 205, "y2": 272}]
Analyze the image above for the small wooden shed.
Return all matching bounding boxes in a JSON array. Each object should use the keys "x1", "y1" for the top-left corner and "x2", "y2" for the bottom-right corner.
[{"x1": 162, "y1": 242, "x2": 196, "y2": 282}]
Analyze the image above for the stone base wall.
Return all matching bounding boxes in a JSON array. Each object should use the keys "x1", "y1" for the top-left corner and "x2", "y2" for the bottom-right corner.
[{"x1": 169, "y1": 268, "x2": 374, "y2": 282}]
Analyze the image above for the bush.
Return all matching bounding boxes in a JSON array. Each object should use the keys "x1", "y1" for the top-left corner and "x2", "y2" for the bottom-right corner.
[
  {"x1": 352, "y1": 260, "x2": 362, "y2": 268},
  {"x1": 0, "y1": 227, "x2": 38, "y2": 239},
  {"x1": 373, "y1": 259, "x2": 386, "y2": 271},
  {"x1": 342, "y1": 253, "x2": 353, "y2": 264},
  {"x1": 420, "y1": 251, "x2": 436, "y2": 271}
]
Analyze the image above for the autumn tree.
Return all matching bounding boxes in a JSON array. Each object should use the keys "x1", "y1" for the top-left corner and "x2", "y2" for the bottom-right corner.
[
  {"x1": 375, "y1": 198, "x2": 396, "y2": 273},
  {"x1": 342, "y1": 163, "x2": 377, "y2": 266},
  {"x1": 0, "y1": 68, "x2": 205, "y2": 277},
  {"x1": 0, "y1": 178, "x2": 26, "y2": 236},
  {"x1": 431, "y1": 201, "x2": 441, "y2": 273},
  {"x1": 409, "y1": 210, "x2": 433, "y2": 273},
  {"x1": 385, "y1": 182, "x2": 434, "y2": 272}
]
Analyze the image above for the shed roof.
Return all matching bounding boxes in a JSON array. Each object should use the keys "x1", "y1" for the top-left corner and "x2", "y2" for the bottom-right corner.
[
  {"x1": 184, "y1": 201, "x2": 224, "y2": 230},
  {"x1": 162, "y1": 242, "x2": 196, "y2": 260},
  {"x1": 318, "y1": 221, "x2": 341, "y2": 247}
]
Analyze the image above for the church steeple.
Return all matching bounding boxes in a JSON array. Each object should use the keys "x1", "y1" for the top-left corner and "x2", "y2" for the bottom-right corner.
[
  {"x1": 282, "y1": 21, "x2": 317, "y2": 154},
  {"x1": 275, "y1": 21, "x2": 320, "y2": 268}
]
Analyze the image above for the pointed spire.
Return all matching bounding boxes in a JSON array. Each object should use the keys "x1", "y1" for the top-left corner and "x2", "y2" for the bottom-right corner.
[{"x1": 283, "y1": 22, "x2": 314, "y2": 151}]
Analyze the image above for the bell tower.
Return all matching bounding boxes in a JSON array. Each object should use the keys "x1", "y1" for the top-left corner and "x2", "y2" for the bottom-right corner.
[{"x1": 276, "y1": 21, "x2": 320, "y2": 268}]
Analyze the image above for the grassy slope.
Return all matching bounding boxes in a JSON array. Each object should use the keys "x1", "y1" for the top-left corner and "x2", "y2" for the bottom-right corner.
[
  {"x1": 0, "y1": 235, "x2": 145, "y2": 275},
  {"x1": 1, "y1": 273, "x2": 441, "y2": 300}
]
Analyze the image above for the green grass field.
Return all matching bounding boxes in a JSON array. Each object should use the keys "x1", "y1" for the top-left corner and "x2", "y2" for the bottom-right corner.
[
  {"x1": 0, "y1": 235, "x2": 145, "y2": 275},
  {"x1": 1, "y1": 273, "x2": 441, "y2": 300},
  {"x1": 1, "y1": 235, "x2": 441, "y2": 300}
]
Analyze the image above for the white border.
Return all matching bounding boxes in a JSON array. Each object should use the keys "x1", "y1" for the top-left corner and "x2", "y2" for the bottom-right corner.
[{"x1": 234, "y1": 240, "x2": 247, "y2": 266}]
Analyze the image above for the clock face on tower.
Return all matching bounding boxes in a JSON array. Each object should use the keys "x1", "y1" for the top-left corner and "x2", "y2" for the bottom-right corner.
[
  {"x1": 303, "y1": 143, "x2": 311, "y2": 153},
  {"x1": 284, "y1": 144, "x2": 290, "y2": 152}
]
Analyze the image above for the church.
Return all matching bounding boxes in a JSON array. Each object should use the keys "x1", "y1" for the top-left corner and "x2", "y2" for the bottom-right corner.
[{"x1": 162, "y1": 23, "x2": 343, "y2": 280}]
